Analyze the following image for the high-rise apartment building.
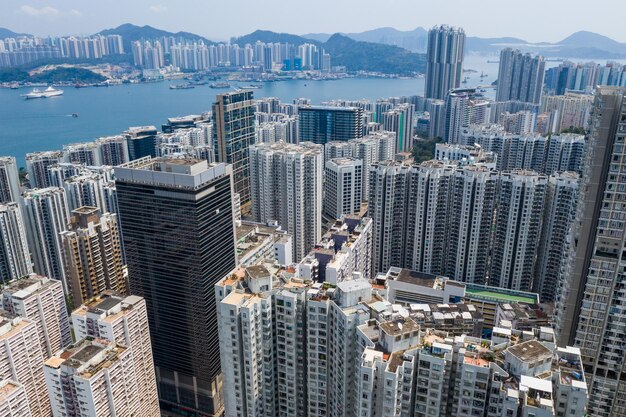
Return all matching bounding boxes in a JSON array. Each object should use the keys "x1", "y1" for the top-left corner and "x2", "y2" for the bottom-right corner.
[
  {"x1": 95, "y1": 135, "x2": 129, "y2": 166},
  {"x1": 0, "y1": 157, "x2": 20, "y2": 204},
  {"x1": 115, "y1": 157, "x2": 237, "y2": 416},
  {"x1": 21, "y1": 188, "x2": 69, "y2": 285},
  {"x1": 71, "y1": 293, "x2": 159, "y2": 416},
  {"x1": 0, "y1": 203, "x2": 32, "y2": 282},
  {"x1": 368, "y1": 159, "x2": 576, "y2": 294},
  {"x1": 490, "y1": 170, "x2": 548, "y2": 292},
  {"x1": 216, "y1": 267, "x2": 588, "y2": 417},
  {"x1": 381, "y1": 103, "x2": 415, "y2": 153},
  {"x1": 541, "y1": 92, "x2": 593, "y2": 133},
  {"x1": 498, "y1": 110, "x2": 535, "y2": 134},
  {"x1": 60, "y1": 207, "x2": 126, "y2": 306},
  {"x1": 534, "y1": 172, "x2": 579, "y2": 302},
  {"x1": 44, "y1": 338, "x2": 159, "y2": 417},
  {"x1": 249, "y1": 142, "x2": 323, "y2": 261},
  {"x1": 2, "y1": 275, "x2": 71, "y2": 359},
  {"x1": 62, "y1": 142, "x2": 102, "y2": 166},
  {"x1": 298, "y1": 106, "x2": 364, "y2": 144},
  {"x1": 324, "y1": 131, "x2": 395, "y2": 202},
  {"x1": 0, "y1": 313, "x2": 49, "y2": 416},
  {"x1": 444, "y1": 88, "x2": 491, "y2": 144},
  {"x1": 425, "y1": 25, "x2": 466, "y2": 100},
  {"x1": 555, "y1": 87, "x2": 626, "y2": 417},
  {"x1": 368, "y1": 159, "x2": 413, "y2": 274},
  {"x1": 324, "y1": 158, "x2": 362, "y2": 220},
  {"x1": 496, "y1": 48, "x2": 546, "y2": 104},
  {"x1": 212, "y1": 90, "x2": 255, "y2": 205},
  {"x1": 62, "y1": 173, "x2": 112, "y2": 214},
  {"x1": 461, "y1": 125, "x2": 586, "y2": 175},
  {"x1": 0, "y1": 380, "x2": 32, "y2": 416},
  {"x1": 25, "y1": 151, "x2": 64, "y2": 189}
]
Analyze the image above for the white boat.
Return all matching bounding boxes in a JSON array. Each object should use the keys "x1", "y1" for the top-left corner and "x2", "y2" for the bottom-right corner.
[{"x1": 23, "y1": 86, "x2": 64, "y2": 99}]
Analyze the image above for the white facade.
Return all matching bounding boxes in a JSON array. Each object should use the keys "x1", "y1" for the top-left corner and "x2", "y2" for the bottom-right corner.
[
  {"x1": 25, "y1": 151, "x2": 64, "y2": 189},
  {"x1": 95, "y1": 135, "x2": 129, "y2": 166},
  {"x1": 460, "y1": 125, "x2": 585, "y2": 175},
  {"x1": 324, "y1": 158, "x2": 362, "y2": 220},
  {"x1": 490, "y1": 171, "x2": 547, "y2": 291},
  {"x1": 2, "y1": 275, "x2": 71, "y2": 359},
  {"x1": 44, "y1": 338, "x2": 158, "y2": 417},
  {"x1": 63, "y1": 173, "x2": 112, "y2": 214},
  {"x1": 215, "y1": 269, "x2": 372, "y2": 417},
  {"x1": 21, "y1": 188, "x2": 70, "y2": 286},
  {"x1": 249, "y1": 142, "x2": 323, "y2": 261},
  {"x1": 62, "y1": 142, "x2": 102, "y2": 166},
  {"x1": 71, "y1": 294, "x2": 160, "y2": 417},
  {"x1": 216, "y1": 268, "x2": 588, "y2": 417},
  {"x1": 0, "y1": 380, "x2": 32, "y2": 417},
  {"x1": 0, "y1": 315, "x2": 49, "y2": 416}
]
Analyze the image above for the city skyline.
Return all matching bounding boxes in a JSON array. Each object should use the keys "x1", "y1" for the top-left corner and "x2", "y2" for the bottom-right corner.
[{"x1": 2, "y1": 0, "x2": 626, "y2": 44}]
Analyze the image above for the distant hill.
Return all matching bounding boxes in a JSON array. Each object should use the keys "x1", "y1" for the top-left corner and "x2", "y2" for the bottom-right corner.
[
  {"x1": 303, "y1": 33, "x2": 332, "y2": 43},
  {"x1": 557, "y1": 31, "x2": 626, "y2": 55},
  {"x1": 0, "y1": 67, "x2": 106, "y2": 83},
  {"x1": 323, "y1": 34, "x2": 425, "y2": 74},
  {"x1": 304, "y1": 27, "x2": 428, "y2": 52},
  {"x1": 465, "y1": 36, "x2": 529, "y2": 53},
  {"x1": 304, "y1": 27, "x2": 626, "y2": 58},
  {"x1": 0, "y1": 27, "x2": 30, "y2": 38},
  {"x1": 234, "y1": 30, "x2": 425, "y2": 74},
  {"x1": 98, "y1": 23, "x2": 215, "y2": 51},
  {"x1": 234, "y1": 30, "x2": 318, "y2": 46}
]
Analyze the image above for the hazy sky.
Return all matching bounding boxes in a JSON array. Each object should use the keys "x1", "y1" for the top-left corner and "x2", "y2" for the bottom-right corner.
[{"x1": 1, "y1": 0, "x2": 625, "y2": 43}]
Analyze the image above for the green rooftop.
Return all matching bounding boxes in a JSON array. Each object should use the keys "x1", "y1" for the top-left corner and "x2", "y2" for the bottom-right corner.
[{"x1": 465, "y1": 286, "x2": 538, "y2": 305}]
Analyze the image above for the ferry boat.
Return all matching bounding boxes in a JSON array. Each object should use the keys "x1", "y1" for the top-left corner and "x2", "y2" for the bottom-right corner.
[
  {"x1": 240, "y1": 84, "x2": 262, "y2": 89},
  {"x1": 23, "y1": 86, "x2": 64, "y2": 99}
]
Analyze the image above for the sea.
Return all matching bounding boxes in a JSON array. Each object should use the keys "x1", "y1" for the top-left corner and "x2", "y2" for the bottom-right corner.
[{"x1": 0, "y1": 55, "x2": 620, "y2": 166}]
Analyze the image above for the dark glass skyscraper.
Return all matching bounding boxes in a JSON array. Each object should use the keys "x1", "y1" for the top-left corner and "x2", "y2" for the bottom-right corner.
[
  {"x1": 212, "y1": 90, "x2": 255, "y2": 206},
  {"x1": 425, "y1": 25, "x2": 466, "y2": 100},
  {"x1": 115, "y1": 157, "x2": 237, "y2": 416},
  {"x1": 298, "y1": 105, "x2": 363, "y2": 144},
  {"x1": 124, "y1": 125, "x2": 158, "y2": 160}
]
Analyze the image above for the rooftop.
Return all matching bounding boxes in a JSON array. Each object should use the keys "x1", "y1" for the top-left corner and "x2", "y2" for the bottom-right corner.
[
  {"x1": 0, "y1": 380, "x2": 22, "y2": 402},
  {"x1": 91, "y1": 295, "x2": 123, "y2": 312},
  {"x1": 246, "y1": 265, "x2": 270, "y2": 280},
  {"x1": 507, "y1": 340, "x2": 552, "y2": 363},
  {"x1": 3, "y1": 274, "x2": 53, "y2": 298},
  {"x1": 115, "y1": 157, "x2": 230, "y2": 190},
  {"x1": 465, "y1": 284, "x2": 539, "y2": 305},
  {"x1": 379, "y1": 317, "x2": 419, "y2": 337}
]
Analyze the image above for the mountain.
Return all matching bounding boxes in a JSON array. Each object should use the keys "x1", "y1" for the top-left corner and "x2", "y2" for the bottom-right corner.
[
  {"x1": 0, "y1": 27, "x2": 30, "y2": 38},
  {"x1": 323, "y1": 33, "x2": 425, "y2": 74},
  {"x1": 557, "y1": 31, "x2": 626, "y2": 55},
  {"x1": 303, "y1": 33, "x2": 332, "y2": 43},
  {"x1": 304, "y1": 27, "x2": 428, "y2": 52},
  {"x1": 304, "y1": 27, "x2": 626, "y2": 58},
  {"x1": 465, "y1": 36, "x2": 529, "y2": 53},
  {"x1": 234, "y1": 30, "x2": 425, "y2": 74},
  {"x1": 466, "y1": 33, "x2": 626, "y2": 58},
  {"x1": 98, "y1": 23, "x2": 214, "y2": 51},
  {"x1": 233, "y1": 30, "x2": 318, "y2": 46}
]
